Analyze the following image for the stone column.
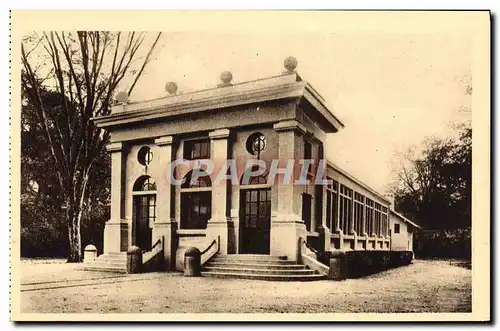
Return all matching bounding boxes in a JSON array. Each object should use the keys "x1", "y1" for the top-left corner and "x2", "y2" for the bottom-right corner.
[
  {"x1": 316, "y1": 142, "x2": 330, "y2": 252},
  {"x1": 363, "y1": 198, "x2": 369, "y2": 250},
  {"x1": 335, "y1": 189, "x2": 344, "y2": 250},
  {"x1": 350, "y1": 196, "x2": 356, "y2": 235},
  {"x1": 317, "y1": 184, "x2": 331, "y2": 252},
  {"x1": 153, "y1": 136, "x2": 177, "y2": 270},
  {"x1": 207, "y1": 128, "x2": 232, "y2": 255},
  {"x1": 271, "y1": 120, "x2": 307, "y2": 261},
  {"x1": 104, "y1": 142, "x2": 128, "y2": 253},
  {"x1": 350, "y1": 193, "x2": 357, "y2": 249}
]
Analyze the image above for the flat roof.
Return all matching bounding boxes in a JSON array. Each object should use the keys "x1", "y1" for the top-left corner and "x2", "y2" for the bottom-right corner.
[
  {"x1": 93, "y1": 72, "x2": 345, "y2": 132},
  {"x1": 326, "y1": 160, "x2": 391, "y2": 204}
]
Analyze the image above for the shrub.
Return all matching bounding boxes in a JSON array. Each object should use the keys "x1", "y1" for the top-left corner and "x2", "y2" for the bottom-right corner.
[
  {"x1": 322, "y1": 250, "x2": 413, "y2": 279},
  {"x1": 415, "y1": 228, "x2": 471, "y2": 260}
]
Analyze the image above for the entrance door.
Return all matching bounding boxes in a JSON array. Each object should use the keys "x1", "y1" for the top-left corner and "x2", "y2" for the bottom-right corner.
[
  {"x1": 240, "y1": 188, "x2": 271, "y2": 254},
  {"x1": 133, "y1": 195, "x2": 154, "y2": 251}
]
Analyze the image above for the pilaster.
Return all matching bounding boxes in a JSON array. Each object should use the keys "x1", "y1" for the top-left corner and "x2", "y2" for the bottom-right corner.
[
  {"x1": 270, "y1": 120, "x2": 307, "y2": 261},
  {"x1": 207, "y1": 128, "x2": 232, "y2": 254},
  {"x1": 104, "y1": 142, "x2": 128, "y2": 253},
  {"x1": 153, "y1": 135, "x2": 177, "y2": 269}
]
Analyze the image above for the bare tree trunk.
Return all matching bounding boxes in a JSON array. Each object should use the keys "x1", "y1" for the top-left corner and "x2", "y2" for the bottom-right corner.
[
  {"x1": 66, "y1": 197, "x2": 82, "y2": 262},
  {"x1": 67, "y1": 217, "x2": 82, "y2": 262},
  {"x1": 67, "y1": 174, "x2": 90, "y2": 263},
  {"x1": 21, "y1": 32, "x2": 162, "y2": 262}
]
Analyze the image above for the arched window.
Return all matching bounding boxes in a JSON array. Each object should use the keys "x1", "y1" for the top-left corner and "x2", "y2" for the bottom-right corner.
[
  {"x1": 132, "y1": 176, "x2": 156, "y2": 250},
  {"x1": 240, "y1": 165, "x2": 269, "y2": 186},
  {"x1": 133, "y1": 175, "x2": 157, "y2": 191},
  {"x1": 181, "y1": 170, "x2": 212, "y2": 189},
  {"x1": 180, "y1": 170, "x2": 212, "y2": 229}
]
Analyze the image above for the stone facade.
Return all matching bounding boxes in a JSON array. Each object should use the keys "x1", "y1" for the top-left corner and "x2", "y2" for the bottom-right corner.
[{"x1": 94, "y1": 69, "x2": 403, "y2": 270}]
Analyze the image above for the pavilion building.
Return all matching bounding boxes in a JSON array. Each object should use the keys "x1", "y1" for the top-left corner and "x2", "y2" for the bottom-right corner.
[{"x1": 89, "y1": 58, "x2": 417, "y2": 279}]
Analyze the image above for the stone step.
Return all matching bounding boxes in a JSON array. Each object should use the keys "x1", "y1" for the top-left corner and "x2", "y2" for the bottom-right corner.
[
  {"x1": 82, "y1": 265, "x2": 127, "y2": 273},
  {"x1": 202, "y1": 266, "x2": 316, "y2": 275},
  {"x1": 202, "y1": 271, "x2": 327, "y2": 282},
  {"x1": 213, "y1": 254, "x2": 287, "y2": 261},
  {"x1": 205, "y1": 262, "x2": 307, "y2": 270},
  {"x1": 85, "y1": 261, "x2": 126, "y2": 268},
  {"x1": 210, "y1": 257, "x2": 296, "y2": 265},
  {"x1": 97, "y1": 255, "x2": 127, "y2": 262}
]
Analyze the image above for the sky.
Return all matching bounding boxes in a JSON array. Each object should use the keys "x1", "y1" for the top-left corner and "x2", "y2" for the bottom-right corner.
[{"x1": 121, "y1": 31, "x2": 472, "y2": 194}]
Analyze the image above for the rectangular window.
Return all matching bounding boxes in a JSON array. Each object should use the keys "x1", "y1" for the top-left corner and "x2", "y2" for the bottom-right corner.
[
  {"x1": 339, "y1": 184, "x2": 353, "y2": 234},
  {"x1": 394, "y1": 223, "x2": 400, "y2": 234},
  {"x1": 304, "y1": 141, "x2": 312, "y2": 174},
  {"x1": 366, "y1": 199, "x2": 374, "y2": 236},
  {"x1": 331, "y1": 181, "x2": 339, "y2": 230},
  {"x1": 302, "y1": 193, "x2": 312, "y2": 232},
  {"x1": 325, "y1": 178, "x2": 339, "y2": 231},
  {"x1": 181, "y1": 191, "x2": 211, "y2": 229},
  {"x1": 148, "y1": 195, "x2": 156, "y2": 228},
  {"x1": 354, "y1": 192, "x2": 364, "y2": 235},
  {"x1": 184, "y1": 139, "x2": 210, "y2": 160},
  {"x1": 374, "y1": 203, "x2": 382, "y2": 236},
  {"x1": 326, "y1": 191, "x2": 331, "y2": 229},
  {"x1": 381, "y1": 206, "x2": 388, "y2": 236},
  {"x1": 304, "y1": 141, "x2": 312, "y2": 159}
]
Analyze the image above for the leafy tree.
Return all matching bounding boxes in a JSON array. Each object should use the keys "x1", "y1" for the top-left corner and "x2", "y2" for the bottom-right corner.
[
  {"x1": 391, "y1": 123, "x2": 472, "y2": 231},
  {"x1": 21, "y1": 32, "x2": 162, "y2": 262}
]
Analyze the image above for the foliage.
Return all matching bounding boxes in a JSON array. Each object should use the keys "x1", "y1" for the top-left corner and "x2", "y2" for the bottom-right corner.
[
  {"x1": 21, "y1": 31, "x2": 161, "y2": 261},
  {"x1": 414, "y1": 228, "x2": 471, "y2": 260},
  {"x1": 391, "y1": 123, "x2": 471, "y2": 231},
  {"x1": 21, "y1": 83, "x2": 110, "y2": 257}
]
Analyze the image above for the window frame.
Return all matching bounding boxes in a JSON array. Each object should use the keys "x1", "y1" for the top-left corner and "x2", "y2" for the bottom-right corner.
[
  {"x1": 394, "y1": 223, "x2": 401, "y2": 234},
  {"x1": 325, "y1": 178, "x2": 339, "y2": 231},
  {"x1": 180, "y1": 169, "x2": 212, "y2": 230},
  {"x1": 180, "y1": 190, "x2": 212, "y2": 230},
  {"x1": 183, "y1": 139, "x2": 211, "y2": 160},
  {"x1": 354, "y1": 192, "x2": 365, "y2": 235},
  {"x1": 132, "y1": 176, "x2": 157, "y2": 229},
  {"x1": 339, "y1": 184, "x2": 353, "y2": 234},
  {"x1": 365, "y1": 198, "x2": 375, "y2": 236}
]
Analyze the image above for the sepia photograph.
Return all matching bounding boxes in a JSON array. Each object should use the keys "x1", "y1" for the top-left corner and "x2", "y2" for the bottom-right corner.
[{"x1": 9, "y1": 10, "x2": 491, "y2": 322}]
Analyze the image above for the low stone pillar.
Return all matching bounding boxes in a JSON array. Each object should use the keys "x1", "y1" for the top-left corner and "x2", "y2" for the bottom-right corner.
[
  {"x1": 127, "y1": 246, "x2": 143, "y2": 274},
  {"x1": 84, "y1": 244, "x2": 98, "y2": 263},
  {"x1": 328, "y1": 251, "x2": 347, "y2": 281},
  {"x1": 184, "y1": 247, "x2": 201, "y2": 277}
]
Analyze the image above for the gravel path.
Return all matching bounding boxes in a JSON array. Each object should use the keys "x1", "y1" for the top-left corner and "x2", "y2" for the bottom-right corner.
[{"x1": 20, "y1": 259, "x2": 471, "y2": 313}]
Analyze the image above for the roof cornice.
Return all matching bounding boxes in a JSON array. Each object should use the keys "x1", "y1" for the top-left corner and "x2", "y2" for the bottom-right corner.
[
  {"x1": 303, "y1": 85, "x2": 345, "y2": 131},
  {"x1": 92, "y1": 72, "x2": 344, "y2": 134},
  {"x1": 326, "y1": 160, "x2": 390, "y2": 204},
  {"x1": 93, "y1": 81, "x2": 306, "y2": 128}
]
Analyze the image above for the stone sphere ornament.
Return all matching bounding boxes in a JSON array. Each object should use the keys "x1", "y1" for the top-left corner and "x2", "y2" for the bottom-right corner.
[
  {"x1": 284, "y1": 56, "x2": 298, "y2": 72},
  {"x1": 165, "y1": 81, "x2": 178, "y2": 95},
  {"x1": 115, "y1": 91, "x2": 129, "y2": 104},
  {"x1": 220, "y1": 71, "x2": 233, "y2": 85}
]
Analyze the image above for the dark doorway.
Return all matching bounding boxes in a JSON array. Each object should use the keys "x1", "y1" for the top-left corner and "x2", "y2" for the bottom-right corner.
[
  {"x1": 133, "y1": 195, "x2": 155, "y2": 251},
  {"x1": 240, "y1": 188, "x2": 271, "y2": 254}
]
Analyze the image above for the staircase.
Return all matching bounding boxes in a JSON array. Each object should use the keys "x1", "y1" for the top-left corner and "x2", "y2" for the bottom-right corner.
[
  {"x1": 83, "y1": 252, "x2": 127, "y2": 273},
  {"x1": 202, "y1": 254, "x2": 327, "y2": 281}
]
